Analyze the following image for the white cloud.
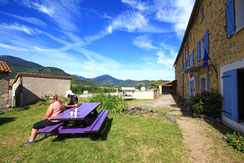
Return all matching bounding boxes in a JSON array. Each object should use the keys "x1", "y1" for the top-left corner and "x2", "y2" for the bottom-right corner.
[
  {"x1": 154, "y1": 0, "x2": 195, "y2": 36},
  {"x1": 0, "y1": 43, "x2": 29, "y2": 51},
  {"x1": 107, "y1": 11, "x2": 148, "y2": 33},
  {"x1": 121, "y1": 0, "x2": 195, "y2": 37},
  {"x1": 19, "y1": 0, "x2": 81, "y2": 31},
  {"x1": 133, "y1": 35, "x2": 158, "y2": 50},
  {"x1": 156, "y1": 50, "x2": 175, "y2": 67},
  {"x1": 0, "y1": 23, "x2": 41, "y2": 35},
  {"x1": 121, "y1": 0, "x2": 151, "y2": 11},
  {"x1": 0, "y1": 11, "x2": 47, "y2": 27}
]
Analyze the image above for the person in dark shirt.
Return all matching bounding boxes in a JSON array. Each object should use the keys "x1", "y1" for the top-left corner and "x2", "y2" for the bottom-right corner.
[
  {"x1": 63, "y1": 90, "x2": 79, "y2": 127},
  {"x1": 64, "y1": 90, "x2": 78, "y2": 109}
]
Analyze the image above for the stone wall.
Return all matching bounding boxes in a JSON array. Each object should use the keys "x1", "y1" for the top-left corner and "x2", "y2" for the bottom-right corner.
[
  {"x1": 0, "y1": 73, "x2": 9, "y2": 108},
  {"x1": 133, "y1": 89, "x2": 158, "y2": 100},
  {"x1": 175, "y1": 0, "x2": 244, "y2": 98}
]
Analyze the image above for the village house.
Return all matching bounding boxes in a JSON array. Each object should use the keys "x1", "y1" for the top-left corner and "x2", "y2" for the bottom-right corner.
[
  {"x1": 174, "y1": 0, "x2": 244, "y2": 132},
  {"x1": 158, "y1": 80, "x2": 176, "y2": 94},
  {"x1": 9, "y1": 73, "x2": 73, "y2": 107},
  {"x1": 0, "y1": 61, "x2": 11, "y2": 109}
]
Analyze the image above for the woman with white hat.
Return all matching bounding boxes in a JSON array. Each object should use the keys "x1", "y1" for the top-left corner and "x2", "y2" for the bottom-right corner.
[{"x1": 64, "y1": 90, "x2": 78, "y2": 109}]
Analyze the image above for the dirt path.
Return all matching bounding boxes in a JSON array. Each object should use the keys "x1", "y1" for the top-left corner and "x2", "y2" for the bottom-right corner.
[{"x1": 128, "y1": 94, "x2": 244, "y2": 162}]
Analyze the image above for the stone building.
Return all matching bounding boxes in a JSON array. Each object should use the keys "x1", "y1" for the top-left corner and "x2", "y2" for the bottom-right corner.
[
  {"x1": 158, "y1": 80, "x2": 176, "y2": 94},
  {"x1": 174, "y1": 0, "x2": 244, "y2": 132},
  {"x1": 9, "y1": 73, "x2": 73, "y2": 107},
  {"x1": 0, "y1": 61, "x2": 11, "y2": 108}
]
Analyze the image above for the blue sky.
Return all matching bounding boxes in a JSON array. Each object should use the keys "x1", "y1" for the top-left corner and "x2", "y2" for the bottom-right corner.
[{"x1": 0, "y1": 0, "x2": 195, "y2": 80}]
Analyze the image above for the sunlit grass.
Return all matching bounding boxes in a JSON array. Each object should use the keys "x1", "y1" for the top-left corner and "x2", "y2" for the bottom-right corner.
[{"x1": 0, "y1": 104, "x2": 186, "y2": 162}]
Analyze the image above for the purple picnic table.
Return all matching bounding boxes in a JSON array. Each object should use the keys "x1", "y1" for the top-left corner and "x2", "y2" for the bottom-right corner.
[
  {"x1": 38, "y1": 102, "x2": 109, "y2": 137},
  {"x1": 50, "y1": 102, "x2": 101, "y2": 121}
]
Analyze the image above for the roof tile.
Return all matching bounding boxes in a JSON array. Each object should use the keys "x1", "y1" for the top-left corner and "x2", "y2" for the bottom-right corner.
[{"x1": 0, "y1": 61, "x2": 11, "y2": 73}]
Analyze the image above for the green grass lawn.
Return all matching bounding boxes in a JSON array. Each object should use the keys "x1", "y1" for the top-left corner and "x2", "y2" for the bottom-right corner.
[{"x1": 0, "y1": 105, "x2": 186, "y2": 162}]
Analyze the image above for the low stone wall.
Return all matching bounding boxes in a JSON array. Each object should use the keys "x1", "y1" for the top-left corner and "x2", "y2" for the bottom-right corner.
[
  {"x1": 77, "y1": 91, "x2": 158, "y2": 100},
  {"x1": 133, "y1": 89, "x2": 158, "y2": 100}
]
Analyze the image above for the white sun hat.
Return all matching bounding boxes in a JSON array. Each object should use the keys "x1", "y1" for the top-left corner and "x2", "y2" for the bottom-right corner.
[{"x1": 65, "y1": 90, "x2": 75, "y2": 97}]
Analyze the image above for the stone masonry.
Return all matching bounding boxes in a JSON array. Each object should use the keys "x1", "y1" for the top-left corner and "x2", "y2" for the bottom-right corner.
[{"x1": 174, "y1": 0, "x2": 244, "y2": 99}]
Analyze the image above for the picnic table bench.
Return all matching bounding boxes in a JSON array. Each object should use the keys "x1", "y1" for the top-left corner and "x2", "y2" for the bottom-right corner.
[{"x1": 38, "y1": 103, "x2": 109, "y2": 139}]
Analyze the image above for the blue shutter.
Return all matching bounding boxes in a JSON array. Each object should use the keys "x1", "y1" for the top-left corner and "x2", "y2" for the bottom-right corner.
[
  {"x1": 191, "y1": 50, "x2": 194, "y2": 66},
  {"x1": 189, "y1": 80, "x2": 195, "y2": 97},
  {"x1": 205, "y1": 30, "x2": 209, "y2": 54},
  {"x1": 188, "y1": 55, "x2": 191, "y2": 67},
  {"x1": 223, "y1": 70, "x2": 238, "y2": 122},
  {"x1": 226, "y1": 0, "x2": 235, "y2": 38},
  {"x1": 197, "y1": 41, "x2": 201, "y2": 61}
]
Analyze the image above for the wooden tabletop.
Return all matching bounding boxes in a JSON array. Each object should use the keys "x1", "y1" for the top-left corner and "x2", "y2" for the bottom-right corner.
[{"x1": 50, "y1": 103, "x2": 101, "y2": 121}]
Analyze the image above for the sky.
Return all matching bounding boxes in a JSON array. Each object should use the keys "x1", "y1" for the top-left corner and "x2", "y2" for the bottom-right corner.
[{"x1": 0, "y1": 0, "x2": 195, "y2": 80}]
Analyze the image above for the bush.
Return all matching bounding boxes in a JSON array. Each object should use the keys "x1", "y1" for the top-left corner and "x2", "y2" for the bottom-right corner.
[
  {"x1": 89, "y1": 93, "x2": 128, "y2": 113},
  {"x1": 185, "y1": 90, "x2": 222, "y2": 118},
  {"x1": 226, "y1": 132, "x2": 244, "y2": 152}
]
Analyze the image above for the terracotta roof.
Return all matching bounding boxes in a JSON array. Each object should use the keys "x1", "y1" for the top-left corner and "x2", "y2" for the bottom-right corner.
[
  {"x1": 11, "y1": 73, "x2": 73, "y2": 86},
  {"x1": 0, "y1": 61, "x2": 11, "y2": 73},
  {"x1": 158, "y1": 80, "x2": 176, "y2": 86}
]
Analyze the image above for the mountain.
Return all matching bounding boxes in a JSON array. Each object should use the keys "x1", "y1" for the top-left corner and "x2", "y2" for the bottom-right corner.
[
  {"x1": 0, "y1": 55, "x2": 169, "y2": 87},
  {"x1": 73, "y1": 74, "x2": 85, "y2": 79},
  {"x1": 0, "y1": 55, "x2": 43, "y2": 68},
  {"x1": 0, "y1": 55, "x2": 94, "y2": 85},
  {"x1": 117, "y1": 80, "x2": 151, "y2": 87},
  {"x1": 0, "y1": 55, "x2": 44, "y2": 78},
  {"x1": 91, "y1": 74, "x2": 123, "y2": 86}
]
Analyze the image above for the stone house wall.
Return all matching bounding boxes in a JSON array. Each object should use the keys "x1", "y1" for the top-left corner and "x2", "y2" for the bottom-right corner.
[
  {"x1": 10, "y1": 73, "x2": 72, "y2": 107},
  {"x1": 0, "y1": 72, "x2": 9, "y2": 108},
  {"x1": 174, "y1": 0, "x2": 244, "y2": 98}
]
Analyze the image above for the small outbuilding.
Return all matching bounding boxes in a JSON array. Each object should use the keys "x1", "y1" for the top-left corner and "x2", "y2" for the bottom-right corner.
[
  {"x1": 158, "y1": 80, "x2": 177, "y2": 94},
  {"x1": 9, "y1": 73, "x2": 73, "y2": 107},
  {"x1": 121, "y1": 87, "x2": 136, "y2": 96},
  {"x1": 0, "y1": 61, "x2": 11, "y2": 108}
]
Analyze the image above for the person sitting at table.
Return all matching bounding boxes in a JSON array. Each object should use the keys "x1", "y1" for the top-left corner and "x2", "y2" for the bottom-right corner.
[
  {"x1": 23, "y1": 95, "x2": 64, "y2": 146},
  {"x1": 63, "y1": 90, "x2": 79, "y2": 127},
  {"x1": 64, "y1": 90, "x2": 78, "y2": 110}
]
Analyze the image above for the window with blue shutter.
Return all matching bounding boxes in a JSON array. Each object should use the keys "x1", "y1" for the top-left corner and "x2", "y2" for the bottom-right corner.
[
  {"x1": 197, "y1": 41, "x2": 201, "y2": 61},
  {"x1": 191, "y1": 50, "x2": 194, "y2": 66},
  {"x1": 226, "y1": 0, "x2": 235, "y2": 38},
  {"x1": 188, "y1": 55, "x2": 191, "y2": 67},
  {"x1": 205, "y1": 30, "x2": 209, "y2": 54}
]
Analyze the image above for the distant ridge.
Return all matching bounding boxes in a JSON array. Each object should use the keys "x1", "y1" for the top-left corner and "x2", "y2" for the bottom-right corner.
[
  {"x1": 0, "y1": 55, "x2": 43, "y2": 68},
  {"x1": 91, "y1": 74, "x2": 123, "y2": 86},
  {"x1": 0, "y1": 55, "x2": 169, "y2": 87}
]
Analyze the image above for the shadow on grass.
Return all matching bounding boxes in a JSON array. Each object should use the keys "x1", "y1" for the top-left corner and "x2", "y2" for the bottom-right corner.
[
  {"x1": 0, "y1": 117, "x2": 16, "y2": 125},
  {"x1": 51, "y1": 118, "x2": 113, "y2": 142},
  {"x1": 171, "y1": 93, "x2": 235, "y2": 136}
]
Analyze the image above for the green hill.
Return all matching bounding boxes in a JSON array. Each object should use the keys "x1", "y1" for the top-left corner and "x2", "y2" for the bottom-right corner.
[
  {"x1": 91, "y1": 74, "x2": 123, "y2": 86},
  {"x1": 0, "y1": 55, "x2": 169, "y2": 87}
]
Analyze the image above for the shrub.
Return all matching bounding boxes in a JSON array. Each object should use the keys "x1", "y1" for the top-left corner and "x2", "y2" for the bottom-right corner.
[
  {"x1": 226, "y1": 132, "x2": 244, "y2": 152},
  {"x1": 89, "y1": 93, "x2": 128, "y2": 113},
  {"x1": 185, "y1": 90, "x2": 222, "y2": 118},
  {"x1": 201, "y1": 90, "x2": 222, "y2": 117}
]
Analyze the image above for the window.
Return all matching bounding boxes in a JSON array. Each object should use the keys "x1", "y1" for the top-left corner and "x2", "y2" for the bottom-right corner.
[
  {"x1": 236, "y1": 0, "x2": 244, "y2": 32},
  {"x1": 197, "y1": 30, "x2": 209, "y2": 61},
  {"x1": 200, "y1": 6, "x2": 204, "y2": 22},
  {"x1": 200, "y1": 74, "x2": 207, "y2": 91},
  {"x1": 200, "y1": 37, "x2": 205, "y2": 59},
  {"x1": 189, "y1": 34, "x2": 192, "y2": 42},
  {"x1": 226, "y1": 0, "x2": 244, "y2": 38}
]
